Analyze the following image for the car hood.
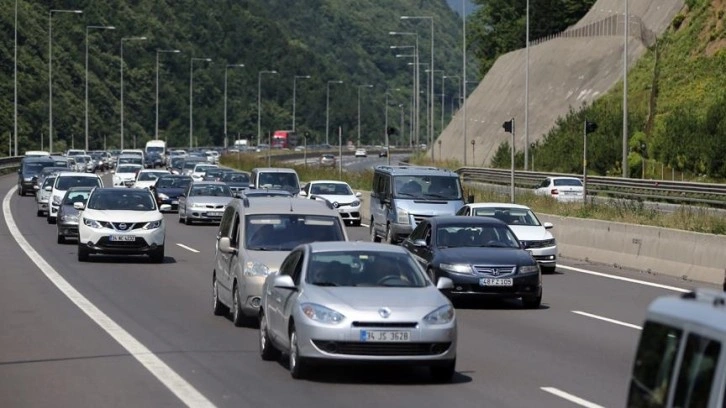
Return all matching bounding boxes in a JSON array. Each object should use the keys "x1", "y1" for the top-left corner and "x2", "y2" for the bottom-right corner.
[
  {"x1": 311, "y1": 194, "x2": 358, "y2": 204},
  {"x1": 186, "y1": 196, "x2": 233, "y2": 206},
  {"x1": 81, "y1": 209, "x2": 161, "y2": 223},
  {"x1": 395, "y1": 199, "x2": 463, "y2": 216},
  {"x1": 59, "y1": 204, "x2": 81, "y2": 217},
  {"x1": 436, "y1": 247, "x2": 535, "y2": 265},
  {"x1": 302, "y1": 286, "x2": 449, "y2": 316},
  {"x1": 114, "y1": 172, "x2": 137, "y2": 179},
  {"x1": 508, "y1": 225, "x2": 553, "y2": 241}
]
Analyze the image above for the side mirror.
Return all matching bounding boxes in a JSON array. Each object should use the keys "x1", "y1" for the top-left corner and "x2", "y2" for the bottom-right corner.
[
  {"x1": 299, "y1": 191, "x2": 307, "y2": 197},
  {"x1": 73, "y1": 202, "x2": 85, "y2": 210},
  {"x1": 218, "y1": 237, "x2": 237, "y2": 254},
  {"x1": 413, "y1": 239, "x2": 428, "y2": 248},
  {"x1": 44, "y1": 186, "x2": 52, "y2": 191},
  {"x1": 159, "y1": 204, "x2": 171, "y2": 211},
  {"x1": 543, "y1": 222, "x2": 554, "y2": 230},
  {"x1": 436, "y1": 277, "x2": 454, "y2": 290},
  {"x1": 355, "y1": 192, "x2": 362, "y2": 198},
  {"x1": 273, "y1": 275, "x2": 296, "y2": 290}
]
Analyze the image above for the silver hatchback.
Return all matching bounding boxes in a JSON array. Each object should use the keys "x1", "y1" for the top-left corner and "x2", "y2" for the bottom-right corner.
[{"x1": 258, "y1": 241, "x2": 457, "y2": 381}]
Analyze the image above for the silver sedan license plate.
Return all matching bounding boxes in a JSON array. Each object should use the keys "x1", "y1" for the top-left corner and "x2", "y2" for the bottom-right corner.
[
  {"x1": 110, "y1": 235, "x2": 136, "y2": 242},
  {"x1": 360, "y1": 330, "x2": 410, "y2": 342},
  {"x1": 208, "y1": 211, "x2": 223, "y2": 217},
  {"x1": 479, "y1": 278, "x2": 513, "y2": 287}
]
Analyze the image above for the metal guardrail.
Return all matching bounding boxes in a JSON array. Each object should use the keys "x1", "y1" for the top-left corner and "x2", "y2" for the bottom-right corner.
[
  {"x1": 457, "y1": 167, "x2": 726, "y2": 207},
  {"x1": 0, "y1": 156, "x2": 23, "y2": 172}
]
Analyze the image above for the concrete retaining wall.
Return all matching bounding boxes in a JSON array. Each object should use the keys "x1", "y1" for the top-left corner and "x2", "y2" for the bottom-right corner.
[{"x1": 356, "y1": 190, "x2": 725, "y2": 285}]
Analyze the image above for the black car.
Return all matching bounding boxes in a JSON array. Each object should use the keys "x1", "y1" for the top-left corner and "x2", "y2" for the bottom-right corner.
[
  {"x1": 401, "y1": 216, "x2": 542, "y2": 308},
  {"x1": 18, "y1": 157, "x2": 56, "y2": 196},
  {"x1": 150, "y1": 175, "x2": 193, "y2": 211},
  {"x1": 203, "y1": 167, "x2": 235, "y2": 182}
]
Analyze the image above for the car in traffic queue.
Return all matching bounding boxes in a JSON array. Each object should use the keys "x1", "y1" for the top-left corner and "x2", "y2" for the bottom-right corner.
[
  {"x1": 220, "y1": 171, "x2": 251, "y2": 196},
  {"x1": 31, "y1": 165, "x2": 68, "y2": 195},
  {"x1": 48, "y1": 172, "x2": 104, "y2": 225},
  {"x1": 116, "y1": 154, "x2": 144, "y2": 169},
  {"x1": 239, "y1": 189, "x2": 293, "y2": 198},
  {"x1": 250, "y1": 167, "x2": 301, "y2": 197},
  {"x1": 76, "y1": 187, "x2": 165, "y2": 263},
  {"x1": 56, "y1": 186, "x2": 93, "y2": 244},
  {"x1": 456, "y1": 203, "x2": 557, "y2": 273},
  {"x1": 180, "y1": 158, "x2": 207, "y2": 176},
  {"x1": 178, "y1": 181, "x2": 234, "y2": 225},
  {"x1": 203, "y1": 167, "x2": 235, "y2": 182},
  {"x1": 191, "y1": 163, "x2": 219, "y2": 182},
  {"x1": 169, "y1": 157, "x2": 185, "y2": 175},
  {"x1": 379, "y1": 147, "x2": 389, "y2": 157},
  {"x1": 18, "y1": 156, "x2": 56, "y2": 196},
  {"x1": 534, "y1": 176, "x2": 585, "y2": 202},
  {"x1": 319, "y1": 154, "x2": 337, "y2": 168},
  {"x1": 401, "y1": 216, "x2": 542, "y2": 309},
  {"x1": 35, "y1": 175, "x2": 57, "y2": 217},
  {"x1": 150, "y1": 175, "x2": 192, "y2": 212},
  {"x1": 354, "y1": 148, "x2": 367, "y2": 158},
  {"x1": 132, "y1": 169, "x2": 171, "y2": 190},
  {"x1": 299, "y1": 180, "x2": 362, "y2": 226},
  {"x1": 112, "y1": 164, "x2": 144, "y2": 187},
  {"x1": 258, "y1": 241, "x2": 457, "y2": 381},
  {"x1": 212, "y1": 197, "x2": 348, "y2": 327}
]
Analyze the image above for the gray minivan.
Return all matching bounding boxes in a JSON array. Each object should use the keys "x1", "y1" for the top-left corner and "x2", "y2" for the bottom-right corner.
[
  {"x1": 369, "y1": 165, "x2": 465, "y2": 244},
  {"x1": 249, "y1": 167, "x2": 300, "y2": 196}
]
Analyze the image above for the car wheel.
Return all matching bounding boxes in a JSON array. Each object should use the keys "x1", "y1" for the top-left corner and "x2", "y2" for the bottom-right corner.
[
  {"x1": 522, "y1": 294, "x2": 542, "y2": 309},
  {"x1": 288, "y1": 324, "x2": 308, "y2": 379},
  {"x1": 150, "y1": 245, "x2": 164, "y2": 263},
  {"x1": 178, "y1": 211, "x2": 184, "y2": 223},
  {"x1": 370, "y1": 222, "x2": 381, "y2": 242},
  {"x1": 57, "y1": 233, "x2": 65, "y2": 244},
  {"x1": 232, "y1": 282, "x2": 246, "y2": 327},
  {"x1": 36, "y1": 209, "x2": 43, "y2": 217},
  {"x1": 184, "y1": 214, "x2": 193, "y2": 225},
  {"x1": 385, "y1": 225, "x2": 395, "y2": 244},
  {"x1": 430, "y1": 359, "x2": 456, "y2": 383},
  {"x1": 77, "y1": 245, "x2": 89, "y2": 262},
  {"x1": 47, "y1": 216, "x2": 56, "y2": 225},
  {"x1": 17, "y1": 187, "x2": 22, "y2": 196},
  {"x1": 212, "y1": 274, "x2": 229, "y2": 316},
  {"x1": 259, "y1": 312, "x2": 280, "y2": 361}
]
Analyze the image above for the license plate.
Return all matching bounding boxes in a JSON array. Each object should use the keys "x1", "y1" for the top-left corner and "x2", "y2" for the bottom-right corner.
[
  {"x1": 171, "y1": 200, "x2": 178, "y2": 205},
  {"x1": 110, "y1": 235, "x2": 136, "y2": 242},
  {"x1": 207, "y1": 212, "x2": 223, "y2": 217},
  {"x1": 479, "y1": 278, "x2": 513, "y2": 287},
  {"x1": 360, "y1": 330, "x2": 410, "y2": 342}
]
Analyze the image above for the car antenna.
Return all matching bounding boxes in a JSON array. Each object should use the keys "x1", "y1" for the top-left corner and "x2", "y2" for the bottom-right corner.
[{"x1": 289, "y1": 197, "x2": 294, "y2": 212}]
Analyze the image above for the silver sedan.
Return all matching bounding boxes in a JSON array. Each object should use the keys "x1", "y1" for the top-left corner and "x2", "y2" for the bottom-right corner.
[
  {"x1": 259, "y1": 241, "x2": 457, "y2": 382},
  {"x1": 178, "y1": 181, "x2": 233, "y2": 225}
]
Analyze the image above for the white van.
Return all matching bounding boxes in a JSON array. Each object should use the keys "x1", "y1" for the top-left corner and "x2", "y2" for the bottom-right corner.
[{"x1": 627, "y1": 288, "x2": 726, "y2": 407}]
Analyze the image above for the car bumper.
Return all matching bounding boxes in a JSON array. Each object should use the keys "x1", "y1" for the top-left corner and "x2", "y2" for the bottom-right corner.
[
  {"x1": 78, "y1": 224, "x2": 165, "y2": 254},
  {"x1": 37, "y1": 199, "x2": 49, "y2": 212},
  {"x1": 238, "y1": 275, "x2": 266, "y2": 317},
  {"x1": 441, "y1": 271, "x2": 542, "y2": 298},
  {"x1": 57, "y1": 220, "x2": 80, "y2": 238},
  {"x1": 527, "y1": 246, "x2": 557, "y2": 267},
  {"x1": 336, "y1": 205, "x2": 361, "y2": 222},
  {"x1": 389, "y1": 222, "x2": 414, "y2": 241},
  {"x1": 157, "y1": 198, "x2": 179, "y2": 211},
  {"x1": 49, "y1": 204, "x2": 59, "y2": 219},
  {"x1": 187, "y1": 209, "x2": 225, "y2": 222}
]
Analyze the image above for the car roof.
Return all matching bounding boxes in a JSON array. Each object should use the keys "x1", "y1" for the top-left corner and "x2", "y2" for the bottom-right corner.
[
  {"x1": 66, "y1": 186, "x2": 95, "y2": 192},
  {"x1": 238, "y1": 197, "x2": 336, "y2": 215},
  {"x1": 55, "y1": 172, "x2": 101, "y2": 178},
  {"x1": 252, "y1": 167, "x2": 298, "y2": 173},
  {"x1": 430, "y1": 215, "x2": 508, "y2": 227},
  {"x1": 139, "y1": 169, "x2": 169, "y2": 172},
  {"x1": 467, "y1": 202, "x2": 531, "y2": 210},
  {"x1": 307, "y1": 180, "x2": 350, "y2": 185},
  {"x1": 117, "y1": 164, "x2": 143, "y2": 168},
  {"x1": 190, "y1": 181, "x2": 227, "y2": 186},
  {"x1": 374, "y1": 165, "x2": 459, "y2": 177},
  {"x1": 306, "y1": 241, "x2": 407, "y2": 253},
  {"x1": 93, "y1": 187, "x2": 151, "y2": 194},
  {"x1": 648, "y1": 289, "x2": 726, "y2": 333},
  {"x1": 547, "y1": 176, "x2": 581, "y2": 180}
]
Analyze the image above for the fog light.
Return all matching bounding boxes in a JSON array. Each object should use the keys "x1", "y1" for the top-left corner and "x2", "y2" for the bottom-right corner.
[
  {"x1": 250, "y1": 297, "x2": 261, "y2": 308},
  {"x1": 322, "y1": 342, "x2": 337, "y2": 353}
]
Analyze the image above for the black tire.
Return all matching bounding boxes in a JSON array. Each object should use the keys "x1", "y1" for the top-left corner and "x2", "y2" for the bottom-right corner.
[
  {"x1": 370, "y1": 222, "x2": 381, "y2": 242},
  {"x1": 57, "y1": 234, "x2": 65, "y2": 244},
  {"x1": 212, "y1": 274, "x2": 229, "y2": 316},
  {"x1": 47, "y1": 216, "x2": 56, "y2": 225},
  {"x1": 541, "y1": 265, "x2": 556, "y2": 274},
  {"x1": 232, "y1": 283, "x2": 246, "y2": 327},
  {"x1": 522, "y1": 294, "x2": 542, "y2": 309},
  {"x1": 78, "y1": 245, "x2": 89, "y2": 262},
  {"x1": 288, "y1": 325, "x2": 308, "y2": 379},
  {"x1": 36, "y1": 210, "x2": 43, "y2": 217},
  {"x1": 178, "y1": 212, "x2": 184, "y2": 223},
  {"x1": 430, "y1": 359, "x2": 456, "y2": 383},
  {"x1": 259, "y1": 311, "x2": 280, "y2": 361},
  {"x1": 184, "y1": 215, "x2": 193, "y2": 225},
  {"x1": 385, "y1": 225, "x2": 395, "y2": 244},
  {"x1": 18, "y1": 186, "x2": 23, "y2": 196},
  {"x1": 150, "y1": 245, "x2": 164, "y2": 263}
]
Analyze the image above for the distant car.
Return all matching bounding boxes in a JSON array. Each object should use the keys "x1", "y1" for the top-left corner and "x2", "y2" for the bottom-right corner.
[
  {"x1": 379, "y1": 148, "x2": 389, "y2": 158},
  {"x1": 76, "y1": 187, "x2": 165, "y2": 263},
  {"x1": 319, "y1": 154, "x2": 336, "y2": 167},
  {"x1": 220, "y1": 171, "x2": 251, "y2": 195},
  {"x1": 191, "y1": 163, "x2": 219, "y2": 182},
  {"x1": 56, "y1": 187, "x2": 93, "y2": 244},
  {"x1": 133, "y1": 169, "x2": 170, "y2": 190},
  {"x1": 300, "y1": 180, "x2": 362, "y2": 226},
  {"x1": 48, "y1": 172, "x2": 104, "y2": 224},
  {"x1": 401, "y1": 216, "x2": 542, "y2": 309},
  {"x1": 354, "y1": 148, "x2": 367, "y2": 158},
  {"x1": 112, "y1": 164, "x2": 144, "y2": 187},
  {"x1": 18, "y1": 157, "x2": 56, "y2": 196},
  {"x1": 150, "y1": 175, "x2": 192, "y2": 212},
  {"x1": 534, "y1": 176, "x2": 584, "y2": 202},
  {"x1": 456, "y1": 203, "x2": 557, "y2": 273},
  {"x1": 203, "y1": 167, "x2": 235, "y2": 182},
  {"x1": 178, "y1": 181, "x2": 234, "y2": 225},
  {"x1": 258, "y1": 241, "x2": 457, "y2": 381}
]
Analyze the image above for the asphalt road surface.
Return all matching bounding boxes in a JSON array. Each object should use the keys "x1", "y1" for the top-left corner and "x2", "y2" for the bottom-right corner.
[{"x1": 0, "y1": 172, "x2": 716, "y2": 408}]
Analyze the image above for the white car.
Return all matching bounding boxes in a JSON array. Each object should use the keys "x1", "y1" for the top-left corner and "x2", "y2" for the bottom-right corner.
[
  {"x1": 36, "y1": 175, "x2": 57, "y2": 217},
  {"x1": 191, "y1": 163, "x2": 219, "y2": 182},
  {"x1": 456, "y1": 202, "x2": 557, "y2": 273},
  {"x1": 112, "y1": 164, "x2": 144, "y2": 187},
  {"x1": 205, "y1": 150, "x2": 220, "y2": 164},
  {"x1": 76, "y1": 187, "x2": 165, "y2": 263},
  {"x1": 354, "y1": 148, "x2": 367, "y2": 158},
  {"x1": 534, "y1": 176, "x2": 584, "y2": 202},
  {"x1": 133, "y1": 169, "x2": 171, "y2": 190},
  {"x1": 299, "y1": 180, "x2": 362, "y2": 226},
  {"x1": 48, "y1": 172, "x2": 104, "y2": 224}
]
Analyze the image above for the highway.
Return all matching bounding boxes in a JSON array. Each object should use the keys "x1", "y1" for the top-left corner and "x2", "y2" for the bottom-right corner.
[{"x1": 0, "y1": 171, "x2": 719, "y2": 408}]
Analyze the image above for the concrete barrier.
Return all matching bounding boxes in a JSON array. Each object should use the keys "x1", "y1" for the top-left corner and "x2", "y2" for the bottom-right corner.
[{"x1": 357, "y1": 190, "x2": 725, "y2": 285}]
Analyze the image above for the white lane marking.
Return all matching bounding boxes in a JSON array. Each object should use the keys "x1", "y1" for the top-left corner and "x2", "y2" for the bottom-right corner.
[
  {"x1": 557, "y1": 264, "x2": 689, "y2": 293},
  {"x1": 176, "y1": 243, "x2": 200, "y2": 253},
  {"x1": 572, "y1": 311, "x2": 642, "y2": 330},
  {"x1": 540, "y1": 387, "x2": 605, "y2": 408},
  {"x1": 360, "y1": 222, "x2": 370, "y2": 228},
  {"x1": 3, "y1": 187, "x2": 215, "y2": 408}
]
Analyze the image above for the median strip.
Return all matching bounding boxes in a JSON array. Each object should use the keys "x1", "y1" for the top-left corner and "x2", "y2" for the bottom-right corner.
[
  {"x1": 540, "y1": 387, "x2": 605, "y2": 408},
  {"x1": 176, "y1": 243, "x2": 200, "y2": 253},
  {"x1": 572, "y1": 311, "x2": 642, "y2": 330}
]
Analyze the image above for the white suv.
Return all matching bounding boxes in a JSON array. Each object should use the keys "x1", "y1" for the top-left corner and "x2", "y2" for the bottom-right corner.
[
  {"x1": 48, "y1": 172, "x2": 103, "y2": 224},
  {"x1": 76, "y1": 187, "x2": 165, "y2": 263}
]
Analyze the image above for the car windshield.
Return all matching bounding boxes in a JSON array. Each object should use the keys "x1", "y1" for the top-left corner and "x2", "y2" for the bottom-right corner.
[
  {"x1": 553, "y1": 178, "x2": 583, "y2": 187},
  {"x1": 75, "y1": 156, "x2": 87, "y2": 163},
  {"x1": 222, "y1": 172, "x2": 250, "y2": 183},
  {"x1": 393, "y1": 175, "x2": 462, "y2": 200},
  {"x1": 118, "y1": 157, "x2": 142, "y2": 165},
  {"x1": 22, "y1": 161, "x2": 54, "y2": 174},
  {"x1": 62, "y1": 190, "x2": 91, "y2": 205},
  {"x1": 56, "y1": 176, "x2": 102, "y2": 190},
  {"x1": 146, "y1": 146, "x2": 164, "y2": 155},
  {"x1": 305, "y1": 250, "x2": 427, "y2": 288},
  {"x1": 189, "y1": 184, "x2": 232, "y2": 197},
  {"x1": 117, "y1": 165, "x2": 142, "y2": 174},
  {"x1": 171, "y1": 158, "x2": 185, "y2": 168},
  {"x1": 156, "y1": 177, "x2": 191, "y2": 189},
  {"x1": 310, "y1": 183, "x2": 352, "y2": 196},
  {"x1": 138, "y1": 172, "x2": 166, "y2": 181},
  {"x1": 472, "y1": 208, "x2": 542, "y2": 227},
  {"x1": 194, "y1": 165, "x2": 216, "y2": 173},
  {"x1": 436, "y1": 225, "x2": 520, "y2": 248},
  {"x1": 87, "y1": 190, "x2": 156, "y2": 211},
  {"x1": 183, "y1": 161, "x2": 203, "y2": 170},
  {"x1": 245, "y1": 214, "x2": 344, "y2": 251},
  {"x1": 42, "y1": 177, "x2": 56, "y2": 188},
  {"x1": 258, "y1": 172, "x2": 299, "y2": 193}
]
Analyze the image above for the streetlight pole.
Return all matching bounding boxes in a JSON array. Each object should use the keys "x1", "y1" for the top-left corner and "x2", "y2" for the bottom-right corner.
[
  {"x1": 623, "y1": 0, "x2": 629, "y2": 178},
  {"x1": 257, "y1": 70, "x2": 278, "y2": 147},
  {"x1": 189, "y1": 57, "x2": 212, "y2": 149},
  {"x1": 49, "y1": 9, "x2": 83, "y2": 154},
  {"x1": 86, "y1": 25, "x2": 115, "y2": 151},
  {"x1": 292, "y1": 75, "x2": 311, "y2": 133},
  {"x1": 155, "y1": 49, "x2": 181, "y2": 141},
  {"x1": 390, "y1": 32, "x2": 419, "y2": 146},
  {"x1": 326, "y1": 80, "x2": 343, "y2": 146},
  {"x1": 524, "y1": 0, "x2": 530, "y2": 170},
  {"x1": 120, "y1": 36, "x2": 147, "y2": 151},
  {"x1": 461, "y1": 0, "x2": 468, "y2": 165},
  {"x1": 13, "y1": 0, "x2": 17, "y2": 155},
  {"x1": 224, "y1": 63, "x2": 244, "y2": 148},
  {"x1": 357, "y1": 84, "x2": 373, "y2": 147}
]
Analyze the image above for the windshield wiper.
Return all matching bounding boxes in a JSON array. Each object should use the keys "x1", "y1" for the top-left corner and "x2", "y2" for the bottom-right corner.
[
  {"x1": 479, "y1": 243, "x2": 513, "y2": 248},
  {"x1": 312, "y1": 281, "x2": 338, "y2": 287},
  {"x1": 423, "y1": 193, "x2": 448, "y2": 199}
]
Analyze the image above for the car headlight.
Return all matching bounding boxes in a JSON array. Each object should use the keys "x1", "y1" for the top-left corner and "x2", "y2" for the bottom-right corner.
[
  {"x1": 300, "y1": 303, "x2": 345, "y2": 325},
  {"x1": 244, "y1": 261, "x2": 271, "y2": 276},
  {"x1": 51, "y1": 195, "x2": 62, "y2": 206},
  {"x1": 142, "y1": 220, "x2": 163, "y2": 230},
  {"x1": 519, "y1": 264, "x2": 540, "y2": 274},
  {"x1": 61, "y1": 214, "x2": 79, "y2": 222},
  {"x1": 439, "y1": 263, "x2": 474, "y2": 274},
  {"x1": 423, "y1": 304, "x2": 455, "y2": 325},
  {"x1": 157, "y1": 193, "x2": 169, "y2": 200},
  {"x1": 83, "y1": 218, "x2": 102, "y2": 229},
  {"x1": 396, "y1": 207, "x2": 409, "y2": 224},
  {"x1": 351, "y1": 200, "x2": 360, "y2": 207},
  {"x1": 540, "y1": 238, "x2": 556, "y2": 247}
]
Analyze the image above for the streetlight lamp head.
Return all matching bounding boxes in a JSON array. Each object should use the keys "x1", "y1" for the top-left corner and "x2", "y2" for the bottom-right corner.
[
  {"x1": 204, "y1": 58, "x2": 212, "y2": 62},
  {"x1": 106, "y1": 26, "x2": 116, "y2": 30},
  {"x1": 73, "y1": 10, "x2": 83, "y2": 13}
]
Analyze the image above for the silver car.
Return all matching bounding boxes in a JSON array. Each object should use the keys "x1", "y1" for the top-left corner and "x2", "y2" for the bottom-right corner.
[
  {"x1": 36, "y1": 175, "x2": 57, "y2": 217},
  {"x1": 258, "y1": 241, "x2": 457, "y2": 382},
  {"x1": 178, "y1": 181, "x2": 233, "y2": 225}
]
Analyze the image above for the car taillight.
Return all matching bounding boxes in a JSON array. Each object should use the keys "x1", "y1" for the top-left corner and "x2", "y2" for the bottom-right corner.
[{"x1": 550, "y1": 189, "x2": 559, "y2": 195}]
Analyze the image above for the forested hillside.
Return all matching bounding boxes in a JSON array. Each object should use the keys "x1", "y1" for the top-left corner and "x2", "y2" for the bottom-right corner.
[{"x1": 0, "y1": 0, "x2": 464, "y2": 153}]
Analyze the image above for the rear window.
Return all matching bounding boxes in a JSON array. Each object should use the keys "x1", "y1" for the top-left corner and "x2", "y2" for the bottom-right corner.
[
  {"x1": 56, "y1": 176, "x2": 102, "y2": 190},
  {"x1": 553, "y1": 178, "x2": 582, "y2": 187},
  {"x1": 245, "y1": 214, "x2": 344, "y2": 250},
  {"x1": 62, "y1": 190, "x2": 91, "y2": 205}
]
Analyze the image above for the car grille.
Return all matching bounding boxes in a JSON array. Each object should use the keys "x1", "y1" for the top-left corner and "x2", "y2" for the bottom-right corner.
[
  {"x1": 98, "y1": 221, "x2": 145, "y2": 231},
  {"x1": 96, "y1": 237, "x2": 147, "y2": 249},
  {"x1": 203, "y1": 204, "x2": 225, "y2": 209},
  {"x1": 352, "y1": 322, "x2": 418, "y2": 328},
  {"x1": 472, "y1": 265, "x2": 516, "y2": 277},
  {"x1": 312, "y1": 341, "x2": 452, "y2": 356},
  {"x1": 412, "y1": 214, "x2": 431, "y2": 224}
]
